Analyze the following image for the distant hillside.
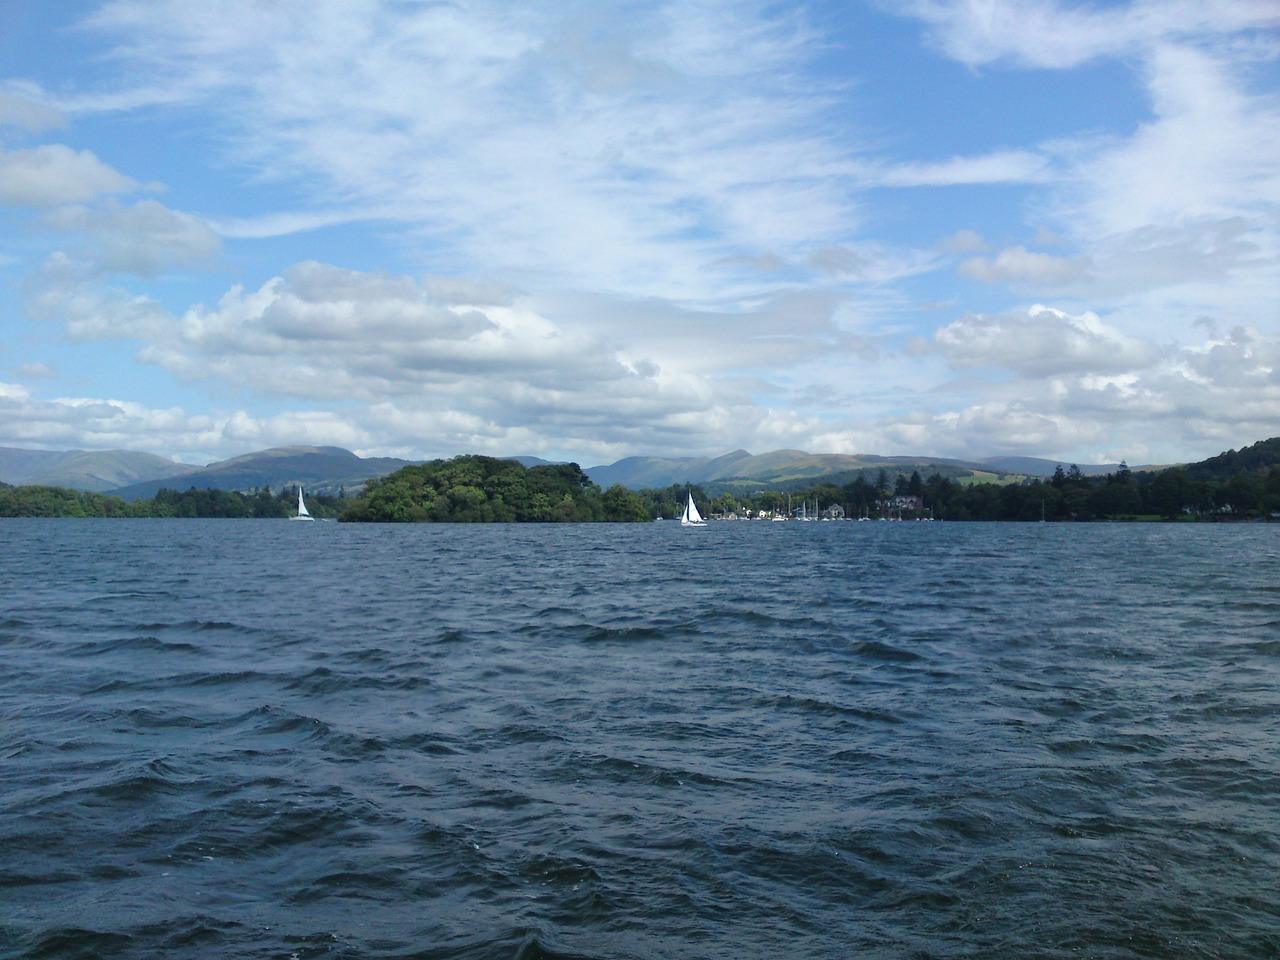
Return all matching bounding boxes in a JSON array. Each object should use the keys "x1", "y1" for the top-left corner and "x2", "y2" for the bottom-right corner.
[
  {"x1": 586, "y1": 448, "x2": 1002, "y2": 490},
  {"x1": 0, "y1": 446, "x2": 195, "y2": 492},
  {"x1": 110, "y1": 445, "x2": 417, "y2": 500},
  {"x1": 982, "y1": 456, "x2": 1110, "y2": 477},
  {"x1": 1185, "y1": 437, "x2": 1280, "y2": 481}
]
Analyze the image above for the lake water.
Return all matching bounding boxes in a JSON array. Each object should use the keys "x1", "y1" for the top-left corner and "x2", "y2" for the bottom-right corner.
[{"x1": 1, "y1": 519, "x2": 1277, "y2": 959}]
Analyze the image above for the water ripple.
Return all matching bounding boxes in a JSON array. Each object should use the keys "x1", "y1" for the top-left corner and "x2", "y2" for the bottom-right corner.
[{"x1": 0, "y1": 519, "x2": 1277, "y2": 959}]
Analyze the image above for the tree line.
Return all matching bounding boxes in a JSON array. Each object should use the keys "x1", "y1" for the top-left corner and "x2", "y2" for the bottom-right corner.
[
  {"x1": 700, "y1": 439, "x2": 1280, "y2": 521},
  {"x1": 0, "y1": 485, "x2": 342, "y2": 519},
  {"x1": 750, "y1": 461, "x2": 1280, "y2": 522}
]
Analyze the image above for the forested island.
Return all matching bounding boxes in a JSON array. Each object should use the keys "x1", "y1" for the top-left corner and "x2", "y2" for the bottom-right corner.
[
  {"x1": 2, "y1": 438, "x2": 1278, "y2": 522},
  {"x1": 341, "y1": 457, "x2": 650, "y2": 522}
]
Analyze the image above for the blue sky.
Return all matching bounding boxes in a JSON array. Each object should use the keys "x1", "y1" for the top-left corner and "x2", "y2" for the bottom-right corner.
[{"x1": 1, "y1": 0, "x2": 1277, "y2": 465}]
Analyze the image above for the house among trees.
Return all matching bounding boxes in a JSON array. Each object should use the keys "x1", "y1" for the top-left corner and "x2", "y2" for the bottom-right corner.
[
  {"x1": 822, "y1": 503, "x2": 845, "y2": 519},
  {"x1": 879, "y1": 494, "x2": 923, "y2": 515}
]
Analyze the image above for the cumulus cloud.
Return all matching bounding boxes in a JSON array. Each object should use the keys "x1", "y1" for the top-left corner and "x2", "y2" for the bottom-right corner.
[
  {"x1": 0, "y1": 145, "x2": 137, "y2": 206},
  {"x1": 931, "y1": 305, "x2": 1161, "y2": 376},
  {"x1": 876, "y1": 401, "x2": 1103, "y2": 459},
  {"x1": 26, "y1": 253, "x2": 172, "y2": 340},
  {"x1": 29, "y1": 260, "x2": 788, "y2": 459},
  {"x1": 46, "y1": 200, "x2": 221, "y2": 275},
  {"x1": 872, "y1": 317, "x2": 1280, "y2": 462},
  {"x1": 0, "y1": 388, "x2": 370, "y2": 462},
  {"x1": 959, "y1": 245, "x2": 1090, "y2": 286}
]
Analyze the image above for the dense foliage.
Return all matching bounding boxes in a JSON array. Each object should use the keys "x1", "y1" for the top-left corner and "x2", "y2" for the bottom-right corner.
[
  {"x1": 1184, "y1": 436, "x2": 1280, "y2": 482},
  {"x1": 340, "y1": 456, "x2": 650, "y2": 522},
  {"x1": 0, "y1": 485, "x2": 341, "y2": 519}
]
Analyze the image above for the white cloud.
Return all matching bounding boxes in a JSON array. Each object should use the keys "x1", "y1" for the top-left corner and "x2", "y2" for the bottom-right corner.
[
  {"x1": 959, "y1": 245, "x2": 1090, "y2": 286},
  {"x1": 0, "y1": 145, "x2": 137, "y2": 206},
  {"x1": 46, "y1": 200, "x2": 221, "y2": 275},
  {"x1": 889, "y1": 4, "x2": 1280, "y2": 340},
  {"x1": 29, "y1": 260, "x2": 788, "y2": 459},
  {"x1": 1059, "y1": 45, "x2": 1280, "y2": 240},
  {"x1": 877, "y1": 149, "x2": 1051, "y2": 186},
  {"x1": 897, "y1": 0, "x2": 1280, "y2": 70},
  {"x1": 3, "y1": 1, "x2": 1275, "y2": 468},
  {"x1": 873, "y1": 316, "x2": 1280, "y2": 461},
  {"x1": 16, "y1": 362, "x2": 57, "y2": 380},
  {"x1": 0, "y1": 90, "x2": 65, "y2": 131},
  {"x1": 932, "y1": 305, "x2": 1161, "y2": 376},
  {"x1": 939, "y1": 229, "x2": 989, "y2": 254},
  {"x1": 25, "y1": 253, "x2": 172, "y2": 340},
  {"x1": 60, "y1": 0, "x2": 863, "y2": 301},
  {"x1": 0, "y1": 389, "x2": 368, "y2": 463}
]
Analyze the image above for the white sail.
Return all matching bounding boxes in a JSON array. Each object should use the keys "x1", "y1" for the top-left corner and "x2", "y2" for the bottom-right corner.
[
  {"x1": 290, "y1": 485, "x2": 314, "y2": 521},
  {"x1": 681, "y1": 491, "x2": 705, "y2": 526}
]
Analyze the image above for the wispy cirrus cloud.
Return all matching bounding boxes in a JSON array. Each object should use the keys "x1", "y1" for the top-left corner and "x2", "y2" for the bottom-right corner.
[
  {"x1": 896, "y1": 0, "x2": 1280, "y2": 69},
  {"x1": 62, "y1": 0, "x2": 863, "y2": 302}
]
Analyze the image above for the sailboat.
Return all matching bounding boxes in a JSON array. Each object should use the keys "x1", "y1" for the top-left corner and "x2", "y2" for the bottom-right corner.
[
  {"x1": 290, "y1": 485, "x2": 314, "y2": 522},
  {"x1": 680, "y1": 490, "x2": 706, "y2": 527}
]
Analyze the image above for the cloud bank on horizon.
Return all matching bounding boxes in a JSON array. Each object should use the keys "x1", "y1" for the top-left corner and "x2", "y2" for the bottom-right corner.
[{"x1": 0, "y1": 0, "x2": 1276, "y2": 465}]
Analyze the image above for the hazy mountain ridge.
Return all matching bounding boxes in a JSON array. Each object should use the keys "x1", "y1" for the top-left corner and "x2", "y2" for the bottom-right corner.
[
  {"x1": 0, "y1": 443, "x2": 1190, "y2": 497},
  {"x1": 588, "y1": 449, "x2": 997, "y2": 489},
  {"x1": 109, "y1": 446, "x2": 419, "y2": 500},
  {"x1": 0, "y1": 446, "x2": 195, "y2": 492}
]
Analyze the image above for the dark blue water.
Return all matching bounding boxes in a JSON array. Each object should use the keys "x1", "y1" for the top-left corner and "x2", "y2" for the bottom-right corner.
[{"x1": 1, "y1": 520, "x2": 1277, "y2": 959}]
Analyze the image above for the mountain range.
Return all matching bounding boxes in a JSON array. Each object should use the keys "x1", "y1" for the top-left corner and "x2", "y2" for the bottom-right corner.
[
  {"x1": 108, "y1": 446, "x2": 417, "y2": 500},
  {"x1": 584, "y1": 449, "x2": 1135, "y2": 490},
  {"x1": 0, "y1": 443, "x2": 1155, "y2": 497},
  {"x1": 0, "y1": 446, "x2": 196, "y2": 492}
]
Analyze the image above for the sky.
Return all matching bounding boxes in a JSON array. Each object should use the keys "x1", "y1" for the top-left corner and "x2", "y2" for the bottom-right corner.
[{"x1": 0, "y1": 0, "x2": 1277, "y2": 467}]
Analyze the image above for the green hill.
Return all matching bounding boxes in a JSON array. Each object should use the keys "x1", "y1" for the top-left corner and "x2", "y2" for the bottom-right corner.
[
  {"x1": 341, "y1": 455, "x2": 648, "y2": 522},
  {"x1": 1184, "y1": 437, "x2": 1280, "y2": 482}
]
